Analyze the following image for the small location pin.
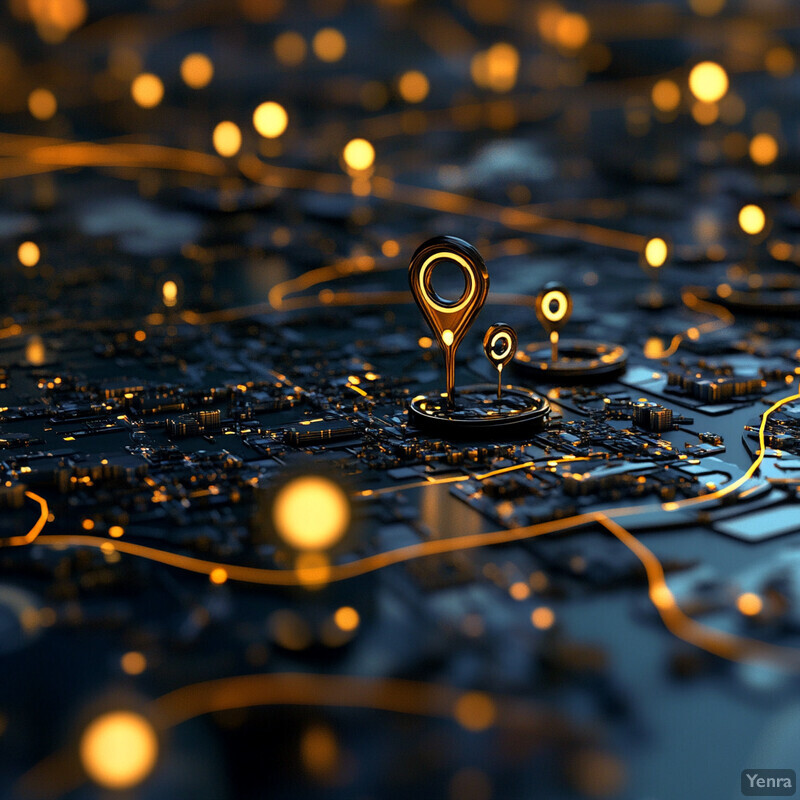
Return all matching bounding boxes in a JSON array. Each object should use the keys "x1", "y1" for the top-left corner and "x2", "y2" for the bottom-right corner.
[
  {"x1": 535, "y1": 282, "x2": 572, "y2": 363},
  {"x1": 409, "y1": 236, "x2": 489, "y2": 405},
  {"x1": 483, "y1": 322, "x2": 517, "y2": 399}
]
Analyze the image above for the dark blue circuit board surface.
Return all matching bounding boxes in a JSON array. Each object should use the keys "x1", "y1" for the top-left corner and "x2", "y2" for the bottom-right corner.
[{"x1": 2, "y1": 1, "x2": 800, "y2": 799}]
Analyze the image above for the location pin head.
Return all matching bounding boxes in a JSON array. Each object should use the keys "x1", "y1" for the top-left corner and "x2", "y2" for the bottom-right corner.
[
  {"x1": 483, "y1": 322, "x2": 517, "y2": 399},
  {"x1": 535, "y1": 282, "x2": 572, "y2": 363},
  {"x1": 409, "y1": 236, "x2": 489, "y2": 404}
]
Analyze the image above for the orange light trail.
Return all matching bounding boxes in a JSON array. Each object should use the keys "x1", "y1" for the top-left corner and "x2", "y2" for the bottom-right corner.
[
  {"x1": 15, "y1": 671, "x2": 576, "y2": 799},
  {"x1": 644, "y1": 289, "x2": 734, "y2": 359},
  {"x1": 32, "y1": 512, "x2": 598, "y2": 587},
  {"x1": 0, "y1": 491, "x2": 49, "y2": 547},
  {"x1": 151, "y1": 672, "x2": 562, "y2": 732},
  {"x1": 238, "y1": 157, "x2": 646, "y2": 253},
  {"x1": 596, "y1": 513, "x2": 800, "y2": 667}
]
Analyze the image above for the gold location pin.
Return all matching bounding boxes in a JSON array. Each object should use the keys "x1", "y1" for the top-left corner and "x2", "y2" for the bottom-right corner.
[
  {"x1": 483, "y1": 323, "x2": 517, "y2": 399},
  {"x1": 409, "y1": 236, "x2": 489, "y2": 404},
  {"x1": 535, "y1": 282, "x2": 572, "y2": 363}
]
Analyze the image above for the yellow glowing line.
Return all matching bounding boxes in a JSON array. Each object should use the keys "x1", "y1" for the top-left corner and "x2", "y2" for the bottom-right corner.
[
  {"x1": 662, "y1": 391, "x2": 800, "y2": 510},
  {"x1": 644, "y1": 290, "x2": 734, "y2": 360}
]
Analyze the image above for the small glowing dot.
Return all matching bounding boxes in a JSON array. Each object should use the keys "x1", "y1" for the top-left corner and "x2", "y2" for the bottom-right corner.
[
  {"x1": 360, "y1": 80, "x2": 389, "y2": 110},
  {"x1": 739, "y1": 204, "x2": 766, "y2": 236},
  {"x1": 531, "y1": 606, "x2": 555, "y2": 629},
  {"x1": 272, "y1": 475, "x2": 350, "y2": 551},
  {"x1": 749, "y1": 133, "x2": 778, "y2": 166},
  {"x1": 737, "y1": 592, "x2": 763, "y2": 616},
  {"x1": 274, "y1": 30, "x2": 307, "y2": 65},
  {"x1": 644, "y1": 237, "x2": 668, "y2": 268},
  {"x1": 161, "y1": 280, "x2": 179, "y2": 307},
  {"x1": 300, "y1": 724, "x2": 339, "y2": 776},
  {"x1": 442, "y1": 329, "x2": 454, "y2": 346},
  {"x1": 454, "y1": 692, "x2": 496, "y2": 731},
  {"x1": 253, "y1": 101, "x2": 288, "y2": 138},
  {"x1": 213, "y1": 121, "x2": 242, "y2": 157},
  {"x1": 691, "y1": 100, "x2": 719, "y2": 126},
  {"x1": 555, "y1": 13, "x2": 590, "y2": 50},
  {"x1": 131, "y1": 73, "x2": 164, "y2": 108},
  {"x1": 312, "y1": 28, "x2": 346, "y2": 63},
  {"x1": 28, "y1": 88, "x2": 57, "y2": 120},
  {"x1": 17, "y1": 241, "x2": 40, "y2": 267},
  {"x1": 210, "y1": 567, "x2": 228, "y2": 585},
  {"x1": 690, "y1": 0, "x2": 726, "y2": 14},
  {"x1": 180, "y1": 53, "x2": 214, "y2": 89},
  {"x1": 120, "y1": 651, "x2": 147, "y2": 675},
  {"x1": 509, "y1": 581, "x2": 530, "y2": 600},
  {"x1": 651, "y1": 79, "x2": 680, "y2": 112},
  {"x1": 134, "y1": 330, "x2": 146, "y2": 342},
  {"x1": 81, "y1": 518, "x2": 95, "y2": 531},
  {"x1": 109, "y1": 525, "x2": 124, "y2": 538},
  {"x1": 80, "y1": 711, "x2": 158, "y2": 789},
  {"x1": 26, "y1": 336, "x2": 46, "y2": 366},
  {"x1": 765, "y1": 46, "x2": 795, "y2": 78},
  {"x1": 418, "y1": 336, "x2": 433, "y2": 348},
  {"x1": 471, "y1": 42, "x2": 519, "y2": 92},
  {"x1": 381, "y1": 239, "x2": 400, "y2": 258},
  {"x1": 333, "y1": 606, "x2": 360, "y2": 631},
  {"x1": 398, "y1": 70, "x2": 429, "y2": 103},
  {"x1": 688, "y1": 61, "x2": 728, "y2": 103},
  {"x1": 239, "y1": 0, "x2": 283, "y2": 22},
  {"x1": 342, "y1": 138, "x2": 375, "y2": 171},
  {"x1": 771, "y1": 242, "x2": 792, "y2": 261}
]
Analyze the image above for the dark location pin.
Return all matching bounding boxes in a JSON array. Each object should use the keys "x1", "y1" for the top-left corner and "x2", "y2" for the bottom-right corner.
[
  {"x1": 535, "y1": 282, "x2": 572, "y2": 363},
  {"x1": 409, "y1": 236, "x2": 489, "y2": 404},
  {"x1": 483, "y1": 322, "x2": 517, "y2": 399}
]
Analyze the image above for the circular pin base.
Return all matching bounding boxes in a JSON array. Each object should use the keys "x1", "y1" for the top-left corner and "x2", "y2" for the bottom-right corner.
[
  {"x1": 513, "y1": 339, "x2": 627, "y2": 383},
  {"x1": 408, "y1": 384, "x2": 550, "y2": 437},
  {"x1": 688, "y1": 277, "x2": 800, "y2": 316}
]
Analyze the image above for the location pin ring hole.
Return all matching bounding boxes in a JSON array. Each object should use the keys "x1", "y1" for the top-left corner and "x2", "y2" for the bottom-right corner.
[
  {"x1": 490, "y1": 332, "x2": 511, "y2": 358},
  {"x1": 535, "y1": 282, "x2": 572, "y2": 363},
  {"x1": 419, "y1": 252, "x2": 477, "y2": 314},
  {"x1": 483, "y1": 322, "x2": 517, "y2": 399},
  {"x1": 409, "y1": 236, "x2": 489, "y2": 404},
  {"x1": 540, "y1": 289, "x2": 569, "y2": 324}
]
